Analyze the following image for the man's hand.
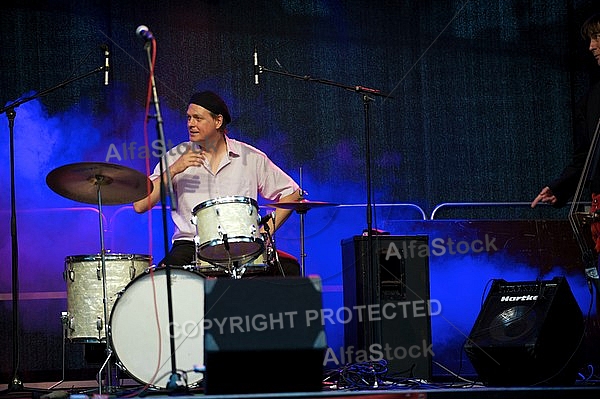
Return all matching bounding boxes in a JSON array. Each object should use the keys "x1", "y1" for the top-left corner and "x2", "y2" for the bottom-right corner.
[
  {"x1": 170, "y1": 144, "x2": 206, "y2": 175},
  {"x1": 531, "y1": 186, "x2": 557, "y2": 208}
]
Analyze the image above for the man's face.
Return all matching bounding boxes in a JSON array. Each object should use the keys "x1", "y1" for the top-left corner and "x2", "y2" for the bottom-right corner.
[
  {"x1": 589, "y1": 32, "x2": 600, "y2": 66},
  {"x1": 186, "y1": 103, "x2": 223, "y2": 143}
]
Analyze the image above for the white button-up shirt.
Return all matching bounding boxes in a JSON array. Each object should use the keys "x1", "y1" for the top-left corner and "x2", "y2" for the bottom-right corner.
[{"x1": 150, "y1": 135, "x2": 299, "y2": 242}]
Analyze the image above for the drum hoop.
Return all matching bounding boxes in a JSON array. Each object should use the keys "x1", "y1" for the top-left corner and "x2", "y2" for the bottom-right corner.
[
  {"x1": 66, "y1": 254, "x2": 151, "y2": 262},
  {"x1": 192, "y1": 195, "x2": 258, "y2": 215},
  {"x1": 197, "y1": 236, "x2": 260, "y2": 249}
]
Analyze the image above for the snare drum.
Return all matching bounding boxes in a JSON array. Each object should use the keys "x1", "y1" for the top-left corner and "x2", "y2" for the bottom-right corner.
[
  {"x1": 64, "y1": 253, "x2": 151, "y2": 342},
  {"x1": 109, "y1": 266, "x2": 205, "y2": 389},
  {"x1": 192, "y1": 196, "x2": 264, "y2": 266}
]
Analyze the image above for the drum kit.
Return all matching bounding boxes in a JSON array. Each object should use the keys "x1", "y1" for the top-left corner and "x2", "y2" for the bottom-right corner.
[{"x1": 45, "y1": 161, "x2": 337, "y2": 390}]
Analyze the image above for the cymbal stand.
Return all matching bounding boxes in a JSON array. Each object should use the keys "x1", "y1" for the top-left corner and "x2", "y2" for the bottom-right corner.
[
  {"x1": 298, "y1": 168, "x2": 307, "y2": 277},
  {"x1": 94, "y1": 178, "x2": 116, "y2": 394},
  {"x1": 0, "y1": 62, "x2": 107, "y2": 397}
]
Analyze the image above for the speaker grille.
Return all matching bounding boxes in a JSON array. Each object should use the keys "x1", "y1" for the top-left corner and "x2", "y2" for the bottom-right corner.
[{"x1": 464, "y1": 277, "x2": 584, "y2": 386}]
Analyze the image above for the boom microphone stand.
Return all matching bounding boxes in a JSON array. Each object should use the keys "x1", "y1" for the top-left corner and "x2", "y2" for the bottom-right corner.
[
  {"x1": 0, "y1": 63, "x2": 108, "y2": 395},
  {"x1": 255, "y1": 52, "x2": 393, "y2": 347},
  {"x1": 137, "y1": 26, "x2": 183, "y2": 392}
]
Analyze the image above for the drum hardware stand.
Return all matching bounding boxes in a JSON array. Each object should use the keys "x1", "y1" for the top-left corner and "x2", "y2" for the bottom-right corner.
[
  {"x1": 0, "y1": 58, "x2": 108, "y2": 397},
  {"x1": 139, "y1": 29, "x2": 186, "y2": 393},
  {"x1": 297, "y1": 169, "x2": 307, "y2": 277},
  {"x1": 230, "y1": 262, "x2": 244, "y2": 279},
  {"x1": 94, "y1": 177, "x2": 118, "y2": 395},
  {"x1": 47, "y1": 312, "x2": 69, "y2": 390},
  {"x1": 262, "y1": 218, "x2": 284, "y2": 276},
  {"x1": 257, "y1": 58, "x2": 392, "y2": 345},
  {"x1": 221, "y1": 235, "x2": 242, "y2": 279}
]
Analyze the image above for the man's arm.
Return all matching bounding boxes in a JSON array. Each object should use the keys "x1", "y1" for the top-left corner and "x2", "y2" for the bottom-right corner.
[
  {"x1": 263, "y1": 189, "x2": 303, "y2": 233},
  {"x1": 133, "y1": 175, "x2": 163, "y2": 213},
  {"x1": 133, "y1": 145, "x2": 205, "y2": 213}
]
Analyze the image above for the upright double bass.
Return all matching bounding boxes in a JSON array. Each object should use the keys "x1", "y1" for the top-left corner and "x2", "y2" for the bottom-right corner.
[{"x1": 568, "y1": 114, "x2": 600, "y2": 292}]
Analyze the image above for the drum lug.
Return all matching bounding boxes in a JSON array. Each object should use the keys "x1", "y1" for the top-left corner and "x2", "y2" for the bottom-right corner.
[
  {"x1": 64, "y1": 259, "x2": 75, "y2": 282},
  {"x1": 190, "y1": 215, "x2": 197, "y2": 226},
  {"x1": 96, "y1": 316, "x2": 103, "y2": 337},
  {"x1": 129, "y1": 265, "x2": 136, "y2": 280},
  {"x1": 67, "y1": 313, "x2": 75, "y2": 335},
  {"x1": 64, "y1": 269, "x2": 75, "y2": 282}
]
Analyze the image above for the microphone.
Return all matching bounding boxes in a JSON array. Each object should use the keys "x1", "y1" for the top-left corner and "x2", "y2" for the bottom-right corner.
[
  {"x1": 253, "y1": 47, "x2": 260, "y2": 85},
  {"x1": 101, "y1": 44, "x2": 110, "y2": 86},
  {"x1": 259, "y1": 211, "x2": 275, "y2": 226},
  {"x1": 136, "y1": 25, "x2": 154, "y2": 41}
]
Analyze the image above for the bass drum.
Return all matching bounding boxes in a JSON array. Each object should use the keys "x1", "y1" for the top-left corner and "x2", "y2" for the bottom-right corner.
[{"x1": 109, "y1": 266, "x2": 205, "y2": 389}]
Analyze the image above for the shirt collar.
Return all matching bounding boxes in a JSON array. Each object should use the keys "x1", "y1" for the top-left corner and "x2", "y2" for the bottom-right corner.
[{"x1": 224, "y1": 135, "x2": 240, "y2": 158}]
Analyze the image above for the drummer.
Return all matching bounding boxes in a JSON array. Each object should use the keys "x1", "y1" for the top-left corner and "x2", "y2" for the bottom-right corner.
[{"x1": 133, "y1": 90, "x2": 302, "y2": 276}]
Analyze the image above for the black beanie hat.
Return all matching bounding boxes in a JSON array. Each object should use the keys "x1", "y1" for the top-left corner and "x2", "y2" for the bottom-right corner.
[{"x1": 188, "y1": 91, "x2": 231, "y2": 125}]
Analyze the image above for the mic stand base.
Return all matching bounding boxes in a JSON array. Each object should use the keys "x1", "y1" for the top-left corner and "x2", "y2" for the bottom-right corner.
[{"x1": 166, "y1": 373, "x2": 188, "y2": 394}]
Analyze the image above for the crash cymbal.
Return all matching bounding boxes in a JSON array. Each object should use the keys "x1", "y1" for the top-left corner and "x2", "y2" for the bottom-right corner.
[
  {"x1": 46, "y1": 162, "x2": 151, "y2": 205},
  {"x1": 267, "y1": 199, "x2": 338, "y2": 212}
]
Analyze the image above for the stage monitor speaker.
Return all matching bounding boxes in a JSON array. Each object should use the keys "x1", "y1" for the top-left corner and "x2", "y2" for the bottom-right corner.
[
  {"x1": 203, "y1": 276, "x2": 327, "y2": 395},
  {"x1": 464, "y1": 276, "x2": 584, "y2": 386},
  {"x1": 341, "y1": 235, "x2": 432, "y2": 380}
]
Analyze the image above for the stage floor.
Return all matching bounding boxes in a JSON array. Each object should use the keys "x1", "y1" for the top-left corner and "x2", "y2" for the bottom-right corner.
[{"x1": 2, "y1": 379, "x2": 600, "y2": 399}]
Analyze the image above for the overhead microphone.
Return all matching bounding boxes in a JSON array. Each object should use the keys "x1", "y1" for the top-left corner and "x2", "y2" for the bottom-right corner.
[
  {"x1": 101, "y1": 44, "x2": 110, "y2": 86},
  {"x1": 136, "y1": 25, "x2": 154, "y2": 41},
  {"x1": 253, "y1": 47, "x2": 260, "y2": 85}
]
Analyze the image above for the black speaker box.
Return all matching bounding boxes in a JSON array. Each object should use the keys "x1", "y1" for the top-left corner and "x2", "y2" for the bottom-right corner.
[
  {"x1": 464, "y1": 276, "x2": 584, "y2": 386},
  {"x1": 203, "y1": 276, "x2": 327, "y2": 395},
  {"x1": 341, "y1": 235, "x2": 432, "y2": 380}
]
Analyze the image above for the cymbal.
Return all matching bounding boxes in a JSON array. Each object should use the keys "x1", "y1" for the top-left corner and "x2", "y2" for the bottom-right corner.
[
  {"x1": 46, "y1": 162, "x2": 151, "y2": 205},
  {"x1": 267, "y1": 199, "x2": 339, "y2": 212}
]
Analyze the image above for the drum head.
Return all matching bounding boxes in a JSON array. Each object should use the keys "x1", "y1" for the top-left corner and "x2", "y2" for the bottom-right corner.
[
  {"x1": 197, "y1": 239, "x2": 263, "y2": 266},
  {"x1": 109, "y1": 267, "x2": 205, "y2": 389}
]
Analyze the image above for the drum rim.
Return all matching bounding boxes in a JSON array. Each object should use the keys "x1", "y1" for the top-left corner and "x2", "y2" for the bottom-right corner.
[
  {"x1": 192, "y1": 195, "x2": 258, "y2": 215},
  {"x1": 65, "y1": 253, "x2": 152, "y2": 261}
]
